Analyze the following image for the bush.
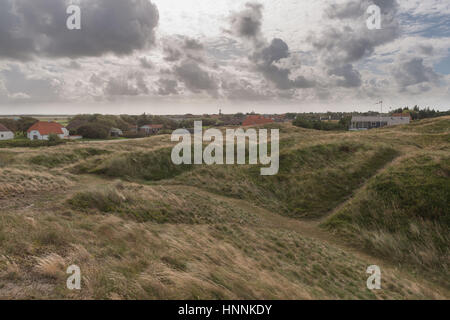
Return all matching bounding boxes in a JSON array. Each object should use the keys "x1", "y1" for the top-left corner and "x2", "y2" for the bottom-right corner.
[
  {"x1": 0, "y1": 139, "x2": 66, "y2": 148},
  {"x1": 48, "y1": 133, "x2": 61, "y2": 143},
  {"x1": 123, "y1": 131, "x2": 147, "y2": 139},
  {"x1": 77, "y1": 123, "x2": 110, "y2": 139},
  {"x1": 80, "y1": 148, "x2": 193, "y2": 181},
  {"x1": 293, "y1": 117, "x2": 347, "y2": 131}
]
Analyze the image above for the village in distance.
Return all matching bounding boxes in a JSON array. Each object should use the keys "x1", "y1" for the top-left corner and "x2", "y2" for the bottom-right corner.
[{"x1": 0, "y1": 106, "x2": 447, "y2": 145}]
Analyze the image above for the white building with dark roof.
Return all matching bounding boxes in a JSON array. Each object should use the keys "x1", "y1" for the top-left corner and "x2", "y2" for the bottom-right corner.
[
  {"x1": 350, "y1": 115, "x2": 411, "y2": 131},
  {"x1": 0, "y1": 124, "x2": 14, "y2": 140}
]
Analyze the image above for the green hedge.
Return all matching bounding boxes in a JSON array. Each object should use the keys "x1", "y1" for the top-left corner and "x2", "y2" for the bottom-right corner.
[{"x1": 0, "y1": 139, "x2": 67, "y2": 148}]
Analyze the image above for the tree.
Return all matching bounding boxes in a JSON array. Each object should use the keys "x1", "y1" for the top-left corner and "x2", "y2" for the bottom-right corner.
[
  {"x1": 0, "y1": 118, "x2": 18, "y2": 132},
  {"x1": 48, "y1": 133, "x2": 61, "y2": 143},
  {"x1": 77, "y1": 123, "x2": 110, "y2": 139},
  {"x1": 339, "y1": 116, "x2": 352, "y2": 130},
  {"x1": 17, "y1": 117, "x2": 38, "y2": 134},
  {"x1": 285, "y1": 113, "x2": 297, "y2": 120}
]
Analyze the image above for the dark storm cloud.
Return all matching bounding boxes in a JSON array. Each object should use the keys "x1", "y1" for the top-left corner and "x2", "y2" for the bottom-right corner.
[
  {"x1": 184, "y1": 39, "x2": 204, "y2": 50},
  {"x1": 0, "y1": 0, "x2": 159, "y2": 60},
  {"x1": 228, "y1": 4, "x2": 316, "y2": 92},
  {"x1": 174, "y1": 61, "x2": 218, "y2": 97},
  {"x1": 310, "y1": 0, "x2": 400, "y2": 69},
  {"x1": 326, "y1": 0, "x2": 398, "y2": 19},
  {"x1": 67, "y1": 61, "x2": 82, "y2": 70},
  {"x1": 159, "y1": 36, "x2": 218, "y2": 96},
  {"x1": 221, "y1": 76, "x2": 272, "y2": 101},
  {"x1": 392, "y1": 57, "x2": 441, "y2": 89},
  {"x1": 328, "y1": 64, "x2": 362, "y2": 88},
  {"x1": 157, "y1": 79, "x2": 179, "y2": 96},
  {"x1": 260, "y1": 38, "x2": 290, "y2": 64},
  {"x1": 228, "y1": 2, "x2": 264, "y2": 40},
  {"x1": 419, "y1": 45, "x2": 434, "y2": 55},
  {"x1": 139, "y1": 57, "x2": 154, "y2": 69},
  {"x1": 1, "y1": 65, "x2": 62, "y2": 102},
  {"x1": 104, "y1": 71, "x2": 149, "y2": 97},
  {"x1": 253, "y1": 39, "x2": 316, "y2": 90},
  {"x1": 162, "y1": 36, "x2": 206, "y2": 63},
  {"x1": 163, "y1": 44, "x2": 183, "y2": 62},
  {"x1": 308, "y1": 0, "x2": 401, "y2": 90}
]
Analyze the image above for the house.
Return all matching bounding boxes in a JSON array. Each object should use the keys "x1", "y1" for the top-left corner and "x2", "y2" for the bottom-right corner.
[
  {"x1": 126, "y1": 124, "x2": 139, "y2": 133},
  {"x1": 272, "y1": 114, "x2": 289, "y2": 123},
  {"x1": 242, "y1": 115, "x2": 274, "y2": 127},
  {"x1": 140, "y1": 124, "x2": 163, "y2": 135},
  {"x1": 110, "y1": 128, "x2": 123, "y2": 137},
  {"x1": 27, "y1": 121, "x2": 69, "y2": 140},
  {"x1": 0, "y1": 124, "x2": 14, "y2": 140},
  {"x1": 350, "y1": 116, "x2": 410, "y2": 131}
]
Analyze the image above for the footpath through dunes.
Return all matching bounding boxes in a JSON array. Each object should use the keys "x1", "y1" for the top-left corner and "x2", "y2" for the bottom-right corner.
[{"x1": 0, "y1": 117, "x2": 448, "y2": 299}]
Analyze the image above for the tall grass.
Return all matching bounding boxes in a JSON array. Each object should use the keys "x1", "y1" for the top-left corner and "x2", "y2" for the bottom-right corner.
[
  {"x1": 29, "y1": 148, "x2": 110, "y2": 168},
  {"x1": 167, "y1": 142, "x2": 399, "y2": 219},
  {"x1": 323, "y1": 153, "x2": 450, "y2": 285},
  {"x1": 81, "y1": 148, "x2": 193, "y2": 181},
  {"x1": 67, "y1": 182, "x2": 258, "y2": 224}
]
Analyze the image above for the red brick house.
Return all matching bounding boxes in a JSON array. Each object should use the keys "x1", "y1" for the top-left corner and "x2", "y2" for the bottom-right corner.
[{"x1": 242, "y1": 115, "x2": 274, "y2": 127}]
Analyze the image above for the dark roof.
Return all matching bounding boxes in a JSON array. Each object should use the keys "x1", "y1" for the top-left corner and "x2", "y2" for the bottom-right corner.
[{"x1": 0, "y1": 123, "x2": 12, "y2": 132}]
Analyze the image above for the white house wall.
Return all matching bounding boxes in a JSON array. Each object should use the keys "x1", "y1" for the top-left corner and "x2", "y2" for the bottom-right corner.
[
  {"x1": 28, "y1": 130, "x2": 43, "y2": 140},
  {"x1": 0, "y1": 131, "x2": 14, "y2": 140},
  {"x1": 28, "y1": 130, "x2": 69, "y2": 140}
]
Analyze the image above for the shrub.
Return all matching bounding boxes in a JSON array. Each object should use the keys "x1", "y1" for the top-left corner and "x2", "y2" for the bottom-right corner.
[
  {"x1": 77, "y1": 123, "x2": 110, "y2": 139},
  {"x1": 293, "y1": 117, "x2": 346, "y2": 131},
  {"x1": 0, "y1": 139, "x2": 66, "y2": 148},
  {"x1": 84, "y1": 148, "x2": 193, "y2": 181},
  {"x1": 48, "y1": 133, "x2": 61, "y2": 143}
]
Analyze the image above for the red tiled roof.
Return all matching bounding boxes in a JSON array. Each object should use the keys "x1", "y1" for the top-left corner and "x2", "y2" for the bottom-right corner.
[
  {"x1": 0, "y1": 123, "x2": 12, "y2": 132},
  {"x1": 242, "y1": 115, "x2": 274, "y2": 126},
  {"x1": 27, "y1": 122, "x2": 64, "y2": 135}
]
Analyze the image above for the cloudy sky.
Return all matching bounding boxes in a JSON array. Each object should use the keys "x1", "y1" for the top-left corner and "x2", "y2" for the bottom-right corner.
[{"x1": 0, "y1": 0, "x2": 449, "y2": 115}]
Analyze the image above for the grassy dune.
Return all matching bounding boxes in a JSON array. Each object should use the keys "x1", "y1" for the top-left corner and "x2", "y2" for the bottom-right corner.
[
  {"x1": 323, "y1": 152, "x2": 449, "y2": 285},
  {"x1": 0, "y1": 116, "x2": 448, "y2": 299}
]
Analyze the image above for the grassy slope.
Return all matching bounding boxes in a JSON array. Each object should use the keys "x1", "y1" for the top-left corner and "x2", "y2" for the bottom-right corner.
[
  {"x1": 0, "y1": 117, "x2": 448, "y2": 299},
  {"x1": 323, "y1": 152, "x2": 449, "y2": 286}
]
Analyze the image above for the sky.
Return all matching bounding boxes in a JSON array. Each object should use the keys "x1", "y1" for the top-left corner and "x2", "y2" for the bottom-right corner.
[{"x1": 0, "y1": 0, "x2": 449, "y2": 115}]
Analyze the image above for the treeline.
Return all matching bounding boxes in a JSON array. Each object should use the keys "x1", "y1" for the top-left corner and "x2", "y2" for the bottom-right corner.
[
  {"x1": 0, "y1": 117, "x2": 38, "y2": 135},
  {"x1": 67, "y1": 113, "x2": 247, "y2": 139},
  {"x1": 392, "y1": 106, "x2": 450, "y2": 120},
  {"x1": 293, "y1": 116, "x2": 351, "y2": 131}
]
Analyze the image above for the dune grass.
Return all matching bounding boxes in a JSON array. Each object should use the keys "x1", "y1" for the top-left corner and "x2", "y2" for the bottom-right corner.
[
  {"x1": 67, "y1": 182, "x2": 259, "y2": 225},
  {"x1": 0, "y1": 117, "x2": 448, "y2": 299},
  {"x1": 166, "y1": 142, "x2": 399, "y2": 219},
  {"x1": 323, "y1": 153, "x2": 450, "y2": 286},
  {"x1": 29, "y1": 148, "x2": 111, "y2": 168},
  {"x1": 77, "y1": 148, "x2": 193, "y2": 181}
]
